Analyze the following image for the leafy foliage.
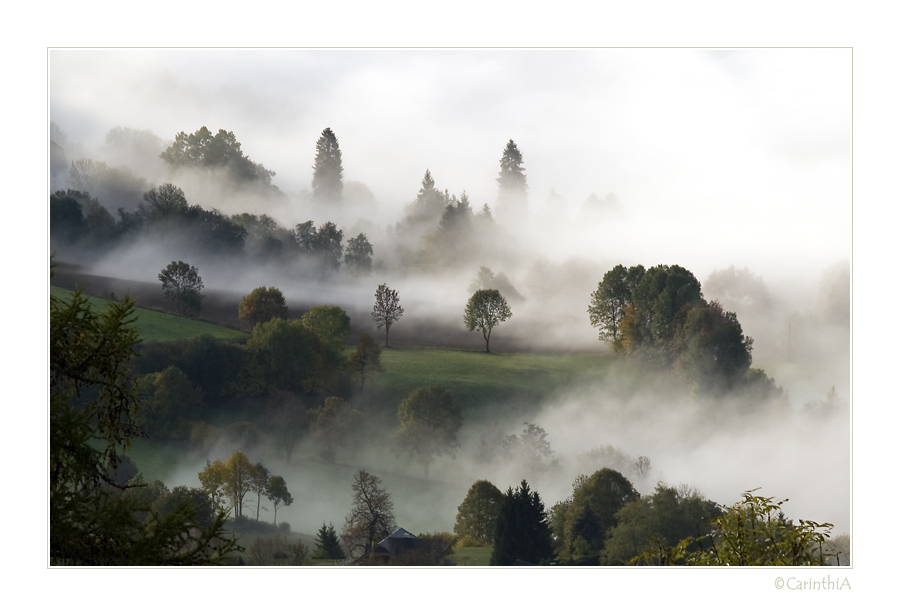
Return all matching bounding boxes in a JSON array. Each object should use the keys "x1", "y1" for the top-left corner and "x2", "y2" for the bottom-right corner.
[
  {"x1": 454, "y1": 480, "x2": 505, "y2": 544},
  {"x1": 349, "y1": 332, "x2": 384, "y2": 391},
  {"x1": 557, "y1": 468, "x2": 639, "y2": 563},
  {"x1": 238, "y1": 286, "x2": 288, "y2": 327},
  {"x1": 588, "y1": 264, "x2": 645, "y2": 351},
  {"x1": 372, "y1": 283, "x2": 404, "y2": 345},
  {"x1": 308, "y1": 397, "x2": 364, "y2": 462},
  {"x1": 635, "y1": 489, "x2": 838, "y2": 566},
  {"x1": 396, "y1": 386, "x2": 463, "y2": 479},
  {"x1": 159, "y1": 260, "x2": 204, "y2": 317},
  {"x1": 464, "y1": 289, "x2": 512, "y2": 352},
  {"x1": 345, "y1": 233, "x2": 374, "y2": 276},
  {"x1": 160, "y1": 126, "x2": 276, "y2": 187},
  {"x1": 50, "y1": 282, "x2": 237, "y2": 565},
  {"x1": 342, "y1": 469, "x2": 396, "y2": 561}
]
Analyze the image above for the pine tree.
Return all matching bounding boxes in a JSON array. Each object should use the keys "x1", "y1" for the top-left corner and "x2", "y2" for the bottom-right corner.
[
  {"x1": 313, "y1": 522, "x2": 346, "y2": 561},
  {"x1": 312, "y1": 127, "x2": 343, "y2": 204},
  {"x1": 496, "y1": 139, "x2": 527, "y2": 219},
  {"x1": 490, "y1": 480, "x2": 554, "y2": 565}
]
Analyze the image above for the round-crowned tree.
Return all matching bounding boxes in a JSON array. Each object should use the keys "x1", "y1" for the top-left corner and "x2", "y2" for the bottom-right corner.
[{"x1": 238, "y1": 286, "x2": 288, "y2": 327}]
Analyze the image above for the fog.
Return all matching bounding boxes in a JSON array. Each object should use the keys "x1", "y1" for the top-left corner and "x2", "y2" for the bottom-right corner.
[{"x1": 49, "y1": 49, "x2": 851, "y2": 539}]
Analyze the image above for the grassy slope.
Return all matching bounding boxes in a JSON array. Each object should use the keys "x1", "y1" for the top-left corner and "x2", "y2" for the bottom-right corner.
[
  {"x1": 50, "y1": 285, "x2": 246, "y2": 343},
  {"x1": 374, "y1": 346, "x2": 613, "y2": 414}
]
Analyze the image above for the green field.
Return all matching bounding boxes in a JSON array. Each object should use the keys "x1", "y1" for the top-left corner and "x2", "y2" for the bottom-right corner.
[
  {"x1": 50, "y1": 286, "x2": 246, "y2": 343},
  {"x1": 374, "y1": 346, "x2": 613, "y2": 413}
]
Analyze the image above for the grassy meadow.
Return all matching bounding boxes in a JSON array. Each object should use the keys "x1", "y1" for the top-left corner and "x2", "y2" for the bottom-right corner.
[{"x1": 50, "y1": 285, "x2": 246, "y2": 343}]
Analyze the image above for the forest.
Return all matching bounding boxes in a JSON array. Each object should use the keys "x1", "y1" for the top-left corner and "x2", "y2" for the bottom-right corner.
[{"x1": 48, "y1": 49, "x2": 851, "y2": 568}]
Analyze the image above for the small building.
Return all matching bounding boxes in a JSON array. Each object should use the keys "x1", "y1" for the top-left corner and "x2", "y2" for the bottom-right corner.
[{"x1": 372, "y1": 528, "x2": 455, "y2": 566}]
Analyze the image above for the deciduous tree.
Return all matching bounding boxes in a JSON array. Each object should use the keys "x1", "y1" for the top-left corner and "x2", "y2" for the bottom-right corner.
[
  {"x1": 349, "y1": 332, "x2": 384, "y2": 391},
  {"x1": 345, "y1": 233, "x2": 374, "y2": 277},
  {"x1": 464, "y1": 289, "x2": 512, "y2": 353},
  {"x1": 238, "y1": 286, "x2": 288, "y2": 327},
  {"x1": 372, "y1": 283, "x2": 404, "y2": 346},
  {"x1": 342, "y1": 469, "x2": 396, "y2": 561},
  {"x1": 159, "y1": 260, "x2": 204, "y2": 317},
  {"x1": 454, "y1": 479, "x2": 505, "y2": 544},
  {"x1": 308, "y1": 397, "x2": 363, "y2": 462},
  {"x1": 396, "y1": 386, "x2": 463, "y2": 480},
  {"x1": 266, "y1": 475, "x2": 293, "y2": 525},
  {"x1": 588, "y1": 264, "x2": 645, "y2": 351}
]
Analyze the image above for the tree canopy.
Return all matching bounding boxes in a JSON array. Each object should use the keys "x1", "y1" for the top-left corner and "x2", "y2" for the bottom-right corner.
[
  {"x1": 50, "y1": 281, "x2": 237, "y2": 565},
  {"x1": 160, "y1": 126, "x2": 276, "y2": 187},
  {"x1": 238, "y1": 286, "x2": 288, "y2": 327},
  {"x1": 372, "y1": 283, "x2": 404, "y2": 346},
  {"x1": 312, "y1": 127, "x2": 343, "y2": 204},
  {"x1": 464, "y1": 289, "x2": 512, "y2": 352},
  {"x1": 454, "y1": 479, "x2": 505, "y2": 544},
  {"x1": 342, "y1": 469, "x2": 396, "y2": 561},
  {"x1": 490, "y1": 480, "x2": 554, "y2": 565},
  {"x1": 395, "y1": 385, "x2": 463, "y2": 480},
  {"x1": 159, "y1": 260, "x2": 204, "y2": 317},
  {"x1": 495, "y1": 139, "x2": 527, "y2": 219}
]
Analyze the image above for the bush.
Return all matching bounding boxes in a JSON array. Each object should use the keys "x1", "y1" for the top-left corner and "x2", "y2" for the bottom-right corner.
[{"x1": 247, "y1": 535, "x2": 309, "y2": 566}]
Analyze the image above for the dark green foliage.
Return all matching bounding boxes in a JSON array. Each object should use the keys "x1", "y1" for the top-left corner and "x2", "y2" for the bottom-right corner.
[
  {"x1": 490, "y1": 480, "x2": 554, "y2": 565},
  {"x1": 300, "y1": 305, "x2": 351, "y2": 350},
  {"x1": 136, "y1": 365, "x2": 203, "y2": 440},
  {"x1": 674, "y1": 301, "x2": 753, "y2": 392},
  {"x1": 293, "y1": 220, "x2": 344, "y2": 276},
  {"x1": 558, "y1": 468, "x2": 639, "y2": 563},
  {"x1": 246, "y1": 318, "x2": 338, "y2": 394},
  {"x1": 636, "y1": 489, "x2": 838, "y2": 566},
  {"x1": 496, "y1": 139, "x2": 527, "y2": 218},
  {"x1": 349, "y1": 332, "x2": 384, "y2": 391},
  {"x1": 238, "y1": 286, "x2": 289, "y2": 327},
  {"x1": 247, "y1": 535, "x2": 308, "y2": 566},
  {"x1": 313, "y1": 523, "x2": 346, "y2": 560},
  {"x1": 588, "y1": 264, "x2": 645, "y2": 350},
  {"x1": 266, "y1": 475, "x2": 293, "y2": 525},
  {"x1": 464, "y1": 289, "x2": 512, "y2": 352},
  {"x1": 50, "y1": 190, "x2": 118, "y2": 253},
  {"x1": 396, "y1": 385, "x2": 463, "y2": 479},
  {"x1": 50, "y1": 284, "x2": 238, "y2": 565},
  {"x1": 159, "y1": 260, "x2": 204, "y2": 317},
  {"x1": 312, "y1": 127, "x2": 343, "y2": 204},
  {"x1": 308, "y1": 397, "x2": 364, "y2": 462},
  {"x1": 454, "y1": 480, "x2": 505, "y2": 544},
  {"x1": 120, "y1": 184, "x2": 248, "y2": 255},
  {"x1": 603, "y1": 483, "x2": 722, "y2": 565},
  {"x1": 161, "y1": 126, "x2": 276, "y2": 187},
  {"x1": 628, "y1": 264, "x2": 704, "y2": 363},
  {"x1": 372, "y1": 283, "x2": 404, "y2": 346},
  {"x1": 345, "y1": 232, "x2": 374, "y2": 276}
]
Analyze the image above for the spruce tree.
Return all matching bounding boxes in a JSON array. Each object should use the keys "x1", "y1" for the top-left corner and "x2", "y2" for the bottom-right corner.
[
  {"x1": 495, "y1": 139, "x2": 527, "y2": 219},
  {"x1": 490, "y1": 480, "x2": 554, "y2": 565},
  {"x1": 313, "y1": 522, "x2": 346, "y2": 561},
  {"x1": 312, "y1": 127, "x2": 343, "y2": 204}
]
